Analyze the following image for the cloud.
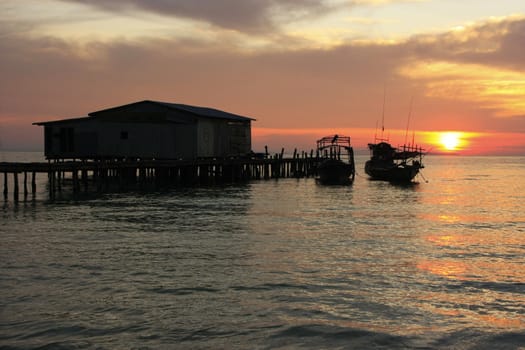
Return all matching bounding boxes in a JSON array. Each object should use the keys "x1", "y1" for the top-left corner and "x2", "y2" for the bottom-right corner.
[
  {"x1": 399, "y1": 61, "x2": 525, "y2": 118},
  {"x1": 352, "y1": 0, "x2": 426, "y2": 4},
  {"x1": 404, "y1": 15, "x2": 525, "y2": 71},
  {"x1": 55, "y1": 0, "x2": 429, "y2": 35},
  {"x1": 1, "y1": 13, "x2": 525, "y2": 152},
  {"x1": 398, "y1": 16, "x2": 525, "y2": 120},
  {"x1": 58, "y1": 0, "x2": 343, "y2": 34}
]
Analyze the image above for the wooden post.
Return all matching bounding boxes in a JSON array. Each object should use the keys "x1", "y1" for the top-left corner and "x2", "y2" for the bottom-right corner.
[
  {"x1": 57, "y1": 167, "x2": 62, "y2": 192},
  {"x1": 213, "y1": 164, "x2": 221, "y2": 184},
  {"x1": 200, "y1": 164, "x2": 209, "y2": 184},
  {"x1": 23, "y1": 171, "x2": 28, "y2": 198},
  {"x1": 72, "y1": 169, "x2": 79, "y2": 193},
  {"x1": 81, "y1": 169, "x2": 88, "y2": 191},
  {"x1": 13, "y1": 172, "x2": 19, "y2": 202},
  {"x1": 3, "y1": 172, "x2": 7, "y2": 199},
  {"x1": 49, "y1": 171, "x2": 55, "y2": 199},
  {"x1": 271, "y1": 155, "x2": 276, "y2": 179},
  {"x1": 310, "y1": 149, "x2": 315, "y2": 177},
  {"x1": 117, "y1": 166, "x2": 124, "y2": 189},
  {"x1": 292, "y1": 149, "x2": 297, "y2": 177},
  {"x1": 47, "y1": 171, "x2": 52, "y2": 197},
  {"x1": 139, "y1": 166, "x2": 146, "y2": 189},
  {"x1": 32, "y1": 172, "x2": 36, "y2": 194}
]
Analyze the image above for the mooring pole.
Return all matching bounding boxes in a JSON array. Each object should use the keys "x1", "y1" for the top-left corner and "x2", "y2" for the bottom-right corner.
[
  {"x1": 32, "y1": 172, "x2": 36, "y2": 195},
  {"x1": 23, "y1": 172, "x2": 28, "y2": 198},
  {"x1": 13, "y1": 172, "x2": 19, "y2": 202},
  {"x1": 3, "y1": 172, "x2": 7, "y2": 199}
]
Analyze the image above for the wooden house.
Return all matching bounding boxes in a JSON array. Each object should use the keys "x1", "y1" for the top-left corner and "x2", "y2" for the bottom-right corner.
[{"x1": 34, "y1": 100, "x2": 254, "y2": 160}]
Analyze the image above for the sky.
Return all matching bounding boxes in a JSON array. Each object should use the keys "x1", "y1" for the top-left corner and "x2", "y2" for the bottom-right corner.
[{"x1": 0, "y1": 0, "x2": 524, "y2": 155}]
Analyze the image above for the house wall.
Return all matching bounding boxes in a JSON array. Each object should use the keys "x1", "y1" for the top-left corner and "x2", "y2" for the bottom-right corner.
[
  {"x1": 197, "y1": 119, "x2": 215, "y2": 158},
  {"x1": 43, "y1": 121, "x2": 198, "y2": 159},
  {"x1": 96, "y1": 121, "x2": 197, "y2": 159},
  {"x1": 228, "y1": 120, "x2": 252, "y2": 156},
  {"x1": 196, "y1": 119, "x2": 251, "y2": 158},
  {"x1": 44, "y1": 121, "x2": 96, "y2": 158}
]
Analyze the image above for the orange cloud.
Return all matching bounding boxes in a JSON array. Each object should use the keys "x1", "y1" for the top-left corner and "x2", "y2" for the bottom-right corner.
[{"x1": 399, "y1": 61, "x2": 525, "y2": 118}]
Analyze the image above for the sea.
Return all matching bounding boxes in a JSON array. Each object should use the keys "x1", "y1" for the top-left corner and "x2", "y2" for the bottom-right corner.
[{"x1": 1, "y1": 152, "x2": 524, "y2": 349}]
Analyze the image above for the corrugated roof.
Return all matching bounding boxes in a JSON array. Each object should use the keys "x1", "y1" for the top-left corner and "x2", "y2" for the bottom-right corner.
[
  {"x1": 33, "y1": 100, "x2": 255, "y2": 126},
  {"x1": 33, "y1": 116, "x2": 91, "y2": 126},
  {"x1": 89, "y1": 100, "x2": 255, "y2": 122},
  {"x1": 153, "y1": 101, "x2": 255, "y2": 122}
]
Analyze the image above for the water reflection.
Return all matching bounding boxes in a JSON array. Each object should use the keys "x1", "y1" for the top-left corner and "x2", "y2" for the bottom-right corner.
[
  {"x1": 2, "y1": 155, "x2": 525, "y2": 349},
  {"x1": 417, "y1": 260, "x2": 468, "y2": 279}
]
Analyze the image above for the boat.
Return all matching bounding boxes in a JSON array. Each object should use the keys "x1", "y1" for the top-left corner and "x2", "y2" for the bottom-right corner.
[
  {"x1": 315, "y1": 135, "x2": 356, "y2": 185},
  {"x1": 364, "y1": 141, "x2": 424, "y2": 182}
]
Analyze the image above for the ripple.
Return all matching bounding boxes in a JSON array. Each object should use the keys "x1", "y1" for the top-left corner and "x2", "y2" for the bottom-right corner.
[
  {"x1": 2, "y1": 155, "x2": 525, "y2": 349},
  {"x1": 146, "y1": 286, "x2": 221, "y2": 295}
]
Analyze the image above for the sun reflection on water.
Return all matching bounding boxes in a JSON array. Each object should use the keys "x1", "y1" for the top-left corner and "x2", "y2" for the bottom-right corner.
[
  {"x1": 417, "y1": 260, "x2": 468, "y2": 279},
  {"x1": 420, "y1": 229, "x2": 525, "y2": 282},
  {"x1": 418, "y1": 290, "x2": 525, "y2": 330}
]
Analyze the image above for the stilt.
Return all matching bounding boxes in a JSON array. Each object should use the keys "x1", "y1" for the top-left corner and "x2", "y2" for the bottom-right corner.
[
  {"x1": 3, "y1": 172, "x2": 7, "y2": 199},
  {"x1": 49, "y1": 171, "x2": 56, "y2": 199},
  {"x1": 23, "y1": 172, "x2": 28, "y2": 198},
  {"x1": 13, "y1": 172, "x2": 19, "y2": 202},
  {"x1": 72, "y1": 169, "x2": 79, "y2": 193},
  {"x1": 81, "y1": 169, "x2": 88, "y2": 191},
  {"x1": 139, "y1": 166, "x2": 146, "y2": 189},
  {"x1": 32, "y1": 172, "x2": 36, "y2": 194},
  {"x1": 57, "y1": 168, "x2": 62, "y2": 192}
]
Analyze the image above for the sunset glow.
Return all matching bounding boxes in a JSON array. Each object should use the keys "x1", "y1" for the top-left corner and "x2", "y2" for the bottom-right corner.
[
  {"x1": 399, "y1": 60, "x2": 525, "y2": 118},
  {"x1": 439, "y1": 132, "x2": 462, "y2": 151},
  {"x1": 419, "y1": 131, "x2": 487, "y2": 155},
  {"x1": 0, "y1": 1, "x2": 524, "y2": 154}
]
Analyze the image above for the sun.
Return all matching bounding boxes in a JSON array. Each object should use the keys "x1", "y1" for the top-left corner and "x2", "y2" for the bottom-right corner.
[{"x1": 439, "y1": 132, "x2": 461, "y2": 151}]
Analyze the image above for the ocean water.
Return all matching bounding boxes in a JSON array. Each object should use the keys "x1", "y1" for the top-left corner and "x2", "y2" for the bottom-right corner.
[{"x1": 1, "y1": 152, "x2": 525, "y2": 349}]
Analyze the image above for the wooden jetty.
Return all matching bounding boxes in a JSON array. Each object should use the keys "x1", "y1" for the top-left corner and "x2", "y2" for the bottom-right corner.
[{"x1": 1, "y1": 150, "x2": 319, "y2": 201}]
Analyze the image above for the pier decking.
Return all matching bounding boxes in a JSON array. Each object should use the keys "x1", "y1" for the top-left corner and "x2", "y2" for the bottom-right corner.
[{"x1": 1, "y1": 152, "x2": 319, "y2": 201}]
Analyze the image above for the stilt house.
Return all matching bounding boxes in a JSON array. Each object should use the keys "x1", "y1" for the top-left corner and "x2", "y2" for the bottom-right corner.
[{"x1": 34, "y1": 100, "x2": 254, "y2": 160}]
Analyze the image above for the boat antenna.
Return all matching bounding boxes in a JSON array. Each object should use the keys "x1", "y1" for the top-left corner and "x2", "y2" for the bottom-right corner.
[
  {"x1": 381, "y1": 85, "x2": 386, "y2": 139},
  {"x1": 404, "y1": 96, "x2": 414, "y2": 145}
]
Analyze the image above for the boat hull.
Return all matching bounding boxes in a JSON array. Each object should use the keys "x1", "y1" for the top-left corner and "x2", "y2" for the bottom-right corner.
[
  {"x1": 364, "y1": 160, "x2": 420, "y2": 183},
  {"x1": 317, "y1": 159, "x2": 355, "y2": 185}
]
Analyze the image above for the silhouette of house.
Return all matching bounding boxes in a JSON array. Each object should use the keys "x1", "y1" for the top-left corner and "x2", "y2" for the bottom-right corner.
[{"x1": 34, "y1": 100, "x2": 254, "y2": 160}]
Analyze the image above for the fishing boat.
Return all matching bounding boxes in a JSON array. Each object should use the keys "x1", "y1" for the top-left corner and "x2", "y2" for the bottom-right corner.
[
  {"x1": 364, "y1": 141, "x2": 424, "y2": 182},
  {"x1": 315, "y1": 135, "x2": 356, "y2": 185},
  {"x1": 365, "y1": 92, "x2": 425, "y2": 183}
]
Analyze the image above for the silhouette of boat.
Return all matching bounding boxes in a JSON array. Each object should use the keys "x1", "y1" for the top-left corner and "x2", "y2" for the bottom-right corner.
[
  {"x1": 364, "y1": 141, "x2": 424, "y2": 182},
  {"x1": 316, "y1": 135, "x2": 356, "y2": 185}
]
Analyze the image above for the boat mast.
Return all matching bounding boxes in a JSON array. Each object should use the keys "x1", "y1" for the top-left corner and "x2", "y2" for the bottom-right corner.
[
  {"x1": 404, "y1": 96, "x2": 414, "y2": 148},
  {"x1": 375, "y1": 85, "x2": 389, "y2": 143},
  {"x1": 381, "y1": 86, "x2": 386, "y2": 140}
]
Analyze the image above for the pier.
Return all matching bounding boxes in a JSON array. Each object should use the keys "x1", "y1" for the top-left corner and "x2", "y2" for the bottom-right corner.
[{"x1": 1, "y1": 151, "x2": 319, "y2": 201}]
